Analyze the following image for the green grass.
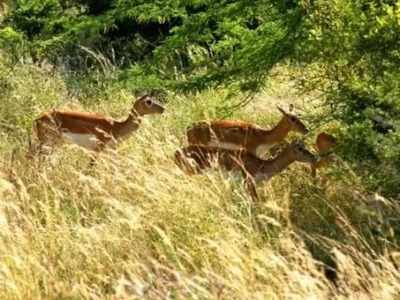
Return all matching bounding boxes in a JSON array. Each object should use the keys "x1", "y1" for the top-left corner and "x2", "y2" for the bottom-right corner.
[{"x1": 1, "y1": 55, "x2": 400, "y2": 299}]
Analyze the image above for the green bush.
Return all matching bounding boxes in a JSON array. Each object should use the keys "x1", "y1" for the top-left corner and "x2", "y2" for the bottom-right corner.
[
  {"x1": 1, "y1": 0, "x2": 302, "y2": 92},
  {"x1": 2, "y1": 0, "x2": 400, "y2": 196},
  {"x1": 0, "y1": 26, "x2": 26, "y2": 61},
  {"x1": 295, "y1": 0, "x2": 400, "y2": 196}
]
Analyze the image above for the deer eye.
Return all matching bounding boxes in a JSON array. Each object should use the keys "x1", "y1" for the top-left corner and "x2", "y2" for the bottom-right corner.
[{"x1": 145, "y1": 99, "x2": 153, "y2": 107}]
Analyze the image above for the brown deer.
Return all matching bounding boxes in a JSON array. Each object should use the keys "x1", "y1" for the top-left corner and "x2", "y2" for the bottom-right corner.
[
  {"x1": 186, "y1": 106, "x2": 308, "y2": 158},
  {"x1": 30, "y1": 94, "x2": 164, "y2": 159},
  {"x1": 175, "y1": 140, "x2": 316, "y2": 199}
]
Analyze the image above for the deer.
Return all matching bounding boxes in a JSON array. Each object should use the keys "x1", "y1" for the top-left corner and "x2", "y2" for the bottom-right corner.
[
  {"x1": 311, "y1": 132, "x2": 337, "y2": 177},
  {"x1": 175, "y1": 140, "x2": 317, "y2": 200},
  {"x1": 186, "y1": 105, "x2": 309, "y2": 158},
  {"x1": 29, "y1": 94, "x2": 164, "y2": 161}
]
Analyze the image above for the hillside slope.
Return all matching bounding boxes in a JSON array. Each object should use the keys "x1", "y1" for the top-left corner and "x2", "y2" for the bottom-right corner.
[{"x1": 0, "y1": 60, "x2": 400, "y2": 299}]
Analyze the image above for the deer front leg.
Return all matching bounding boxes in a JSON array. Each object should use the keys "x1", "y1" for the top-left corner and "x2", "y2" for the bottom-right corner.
[
  {"x1": 243, "y1": 174, "x2": 266, "y2": 233},
  {"x1": 310, "y1": 163, "x2": 317, "y2": 178},
  {"x1": 90, "y1": 132, "x2": 115, "y2": 167},
  {"x1": 88, "y1": 144, "x2": 104, "y2": 167},
  {"x1": 174, "y1": 151, "x2": 199, "y2": 175},
  {"x1": 311, "y1": 154, "x2": 335, "y2": 178}
]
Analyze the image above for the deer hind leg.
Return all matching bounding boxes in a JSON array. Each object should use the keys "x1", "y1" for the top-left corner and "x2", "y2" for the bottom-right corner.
[
  {"x1": 28, "y1": 120, "x2": 62, "y2": 164},
  {"x1": 26, "y1": 121, "x2": 41, "y2": 159},
  {"x1": 187, "y1": 122, "x2": 212, "y2": 146}
]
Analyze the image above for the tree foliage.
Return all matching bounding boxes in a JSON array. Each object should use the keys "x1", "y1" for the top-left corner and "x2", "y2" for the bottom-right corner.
[
  {"x1": 1, "y1": 0, "x2": 303, "y2": 91},
  {"x1": 296, "y1": 0, "x2": 400, "y2": 195},
  {"x1": 1, "y1": 0, "x2": 400, "y2": 195}
]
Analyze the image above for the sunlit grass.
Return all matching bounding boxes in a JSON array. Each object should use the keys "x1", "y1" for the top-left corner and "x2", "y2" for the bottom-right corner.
[{"x1": 0, "y1": 58, "x2": 399, "y2": 299}]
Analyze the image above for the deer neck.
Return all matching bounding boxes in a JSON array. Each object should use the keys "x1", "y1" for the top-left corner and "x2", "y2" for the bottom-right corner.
[
  {"x1": 112, "y1": 112, "x2": 141, "y2": 139},
  {"x1": 259, "y1": 147, "x2": 295, "y2": 176},
  {"x1": 262, "y1": 117, "x2": 291, "y2": 144}
]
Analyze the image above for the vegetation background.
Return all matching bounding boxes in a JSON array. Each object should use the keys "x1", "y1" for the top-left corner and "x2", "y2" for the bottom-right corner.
[{"x1": 0, "y1": 0, "x2": 400, "y2": 298}]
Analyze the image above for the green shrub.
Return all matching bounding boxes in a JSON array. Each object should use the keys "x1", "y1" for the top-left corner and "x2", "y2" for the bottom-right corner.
[
  {"x1": 0, "y1": 26, "x2": 26, "y2": 61},
  {"x1": 295, "y1": 0, "x2": 400, "y2": 196},
  {"x1": 2, "y1": 0, "x2": 303, "y2": 92}
]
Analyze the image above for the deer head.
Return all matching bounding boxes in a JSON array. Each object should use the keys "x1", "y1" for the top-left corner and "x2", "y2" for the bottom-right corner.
[
  {"x1": 288, "y1": 139, "x2": 317, "y2": 164},
  {"x1": 277, "y1": 105, "x2": 309, "y2": 135},
  {"x1": 132, "y1": 95, "x2": 165, "y2": 116}
]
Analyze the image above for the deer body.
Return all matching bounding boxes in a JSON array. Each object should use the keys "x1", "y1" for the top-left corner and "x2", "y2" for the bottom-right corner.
[
  {"x1": 186, "y1": 107, "x2": 308, "y2": 158},
  {"x1": 175, "y1": 140, "x2": 316, "y2": 199},
  {"x1": 31, "y1": 95, "x2": 164, "y2": 156}
]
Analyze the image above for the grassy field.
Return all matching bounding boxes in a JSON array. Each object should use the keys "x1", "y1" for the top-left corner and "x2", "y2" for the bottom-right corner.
[{"x1": 1, "y1": 57, "x2": 400, "y2": 299}]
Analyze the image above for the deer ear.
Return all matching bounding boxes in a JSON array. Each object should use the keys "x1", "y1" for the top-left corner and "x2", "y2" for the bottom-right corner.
[
  {"x1": 135, "y1": 94, "x2": 149, "y2": 102},
  {"x1": 277, "y1": 105, "x2": 287, "y2": 115},
  {"x1": 134, "y1": 89, "x2": 149, "y2": 99}
]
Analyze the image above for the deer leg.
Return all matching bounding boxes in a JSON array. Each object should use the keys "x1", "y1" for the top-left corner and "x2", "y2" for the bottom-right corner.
[
  {"x1": 88, "y1": 153, "x2": 97, "y2": 168},
  {"x1": 244, "y1": 176, "x2": 258, "y2": 201},
  {"x1": 88, "y1": 131, "x2": 112, "y2": 167},
  {"x1": 88, "y1": 142, "x2": 106, "y2": 167},
  {"x1": 310, "y1": 163, "x2": 317, "y2": 178},
  {"x1": 174, "y1": 149, "x2": 201, "y2": 175},
  {"x1": 311, "y1": 155, "x2": 335, "y2": 179},
  {"x1": 31, "y1": 120, "x2": 63, "y2": 162},
  {"x1": 27, "y1": 135, "x2": 52, "y2": 167},
  {"x1": 243, "y1": 175, "x2": 266, "y2": 233},
  {"x1": 229, "y1": 159, "x2": 258, "y2": 201},
  {"x1": 26, "y1": 125, "x2": 44, "y2": 161}
]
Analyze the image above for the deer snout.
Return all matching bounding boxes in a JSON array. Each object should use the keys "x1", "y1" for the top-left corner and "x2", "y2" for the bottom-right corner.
[
  {"x1": 156, "y1": 103, "x2": 165, "y2": 114},
  {"x1": 299, "y1": 124, "x2": 309, "y2": 135},
  {"x1": 309, "y1": 154, "x2": 318, "y2": 164},
  {"x1": 298, "y1": 147, "x2": 317, "y2": 164}
]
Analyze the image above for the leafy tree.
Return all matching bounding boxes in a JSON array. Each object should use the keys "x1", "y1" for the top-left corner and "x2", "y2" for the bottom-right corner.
[
  {"x1": 296, "y1": 0, "x2": 400, "y2": 195},
  {"x1": 1, "y1": 0, "x2": 303, "y2": 91},
  {"x1": 2, "y1": 0, "x2": 400, "y2": 195}
]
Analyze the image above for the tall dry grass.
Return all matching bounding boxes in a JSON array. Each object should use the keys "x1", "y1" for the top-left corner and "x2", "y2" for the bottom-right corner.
[{"x1": 0, "y1": 55, "x2": 399, "y2": 299}]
